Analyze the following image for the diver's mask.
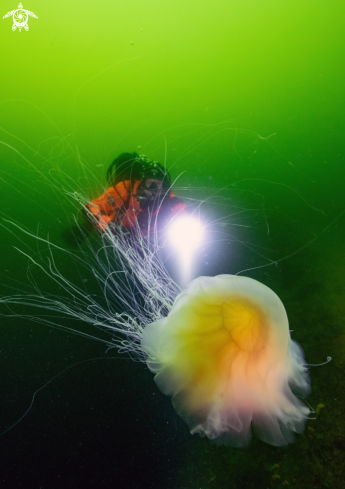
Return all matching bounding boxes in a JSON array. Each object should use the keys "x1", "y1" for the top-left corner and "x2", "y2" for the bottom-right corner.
[
  {"x1": 147, "y1": 181, "x2": 159, "y2": 191},
  {"x1": 137, "y1": 178, "x2": 164, "y2": 207}
]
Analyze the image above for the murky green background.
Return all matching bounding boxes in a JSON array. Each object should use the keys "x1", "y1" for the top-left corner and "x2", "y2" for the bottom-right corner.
[{"x1": 0, "y1": 1, "x2": 344, "y2": 488}]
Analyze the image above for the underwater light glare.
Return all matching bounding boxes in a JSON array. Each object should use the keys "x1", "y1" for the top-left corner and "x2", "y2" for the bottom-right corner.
[{"x1": 168, "y1": 216, "x2": 204, "y2": 257}]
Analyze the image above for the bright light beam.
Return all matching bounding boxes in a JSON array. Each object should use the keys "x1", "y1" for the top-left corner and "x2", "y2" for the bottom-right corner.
[{"x1": 168, "y1": 216, "x2": 204, "y2": 285}]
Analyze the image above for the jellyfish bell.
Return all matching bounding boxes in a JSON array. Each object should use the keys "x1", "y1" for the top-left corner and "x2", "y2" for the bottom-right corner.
[{"x1": 141, "y1": 274, "x2": 311, "y2": 447}]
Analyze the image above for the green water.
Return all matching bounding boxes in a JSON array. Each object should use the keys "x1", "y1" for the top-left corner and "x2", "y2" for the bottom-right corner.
[{"x1": 0, "y1": 1, "x2": 344, "y2": 488}]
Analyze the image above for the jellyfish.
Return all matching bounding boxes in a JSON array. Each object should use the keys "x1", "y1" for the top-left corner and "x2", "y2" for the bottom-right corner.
[
  {"x1": 0, "y1": 174, "x2": 311, "y2": 446},
  {"x1": 141, "y1": 274, "x2": 310, "y2": 447}
]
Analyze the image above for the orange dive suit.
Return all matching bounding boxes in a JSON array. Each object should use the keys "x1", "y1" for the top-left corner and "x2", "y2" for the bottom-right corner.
[{"x1": 87, "y1": 180, "x2": 186, "y2": 232}]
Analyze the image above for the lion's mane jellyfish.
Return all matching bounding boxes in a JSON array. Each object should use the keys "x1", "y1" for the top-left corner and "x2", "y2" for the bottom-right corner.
[
  {"x1": 1, "y1": 196, "x2": 312, "y2": 446},
  {"x1": 141, "y1": 274, "x2": 310, "y2": 447}
]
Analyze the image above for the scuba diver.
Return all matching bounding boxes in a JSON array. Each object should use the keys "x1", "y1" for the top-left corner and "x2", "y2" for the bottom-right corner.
[
  {"x1": 87, "y1": 152, "x2": 186, "y2": 235},
  {"x1": 62, "y1": 152, "x2": 186, "y2": 246}
]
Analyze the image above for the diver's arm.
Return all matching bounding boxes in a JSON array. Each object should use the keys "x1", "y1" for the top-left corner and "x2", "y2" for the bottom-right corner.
[{"x1": 87, "y1": 183, "x2": 131, "y2": 230}]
